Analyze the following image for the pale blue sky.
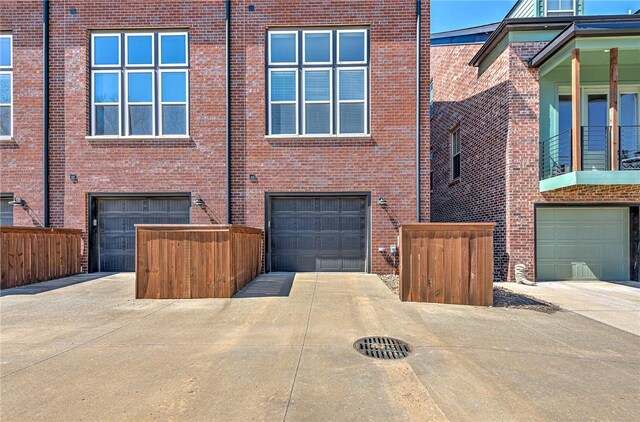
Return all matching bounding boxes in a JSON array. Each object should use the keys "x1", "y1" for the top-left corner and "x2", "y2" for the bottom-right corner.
[{"x1": 432, "y1": 0, "x2": 640, "y2": 33}]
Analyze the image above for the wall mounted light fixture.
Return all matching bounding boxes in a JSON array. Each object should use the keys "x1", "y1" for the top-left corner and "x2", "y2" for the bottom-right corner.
[
  {"x1": 193, "y1": 197, "x2": 205, "y2": 206},
  {"x1": 8, "y1": 197, "x2": 27, "y2": 207},
  {"x1": 377, "y1": 197, "x2": 387, "y2": 206}
]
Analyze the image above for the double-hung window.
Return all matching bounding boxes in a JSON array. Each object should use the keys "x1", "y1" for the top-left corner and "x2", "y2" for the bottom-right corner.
[
  {"x1": 451, "y1": 128, "x2": 461, "y2": 181},
  {"x1": 0, "y1": 34, "x2": 12, "y2": 138},
  {"x1": 267, "y1": 28, "x2": 369, "y2": 136},
  {"x1": 90, "y1": 32, "x2": 189, "y2": 137},
  {"x1": 545, "y1": 0, "x2": 576, "y2": 16}
]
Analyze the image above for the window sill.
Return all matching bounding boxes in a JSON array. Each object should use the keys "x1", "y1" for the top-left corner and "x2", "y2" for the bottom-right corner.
[
  {"x1": 448, "y1": 179, "x2": 460, "y2": 187},
  {"x1": 265, "y1": 134, "x2": 371, "y2": 140},
  {"x1": 85, "y1": 135, "x2": 191, "y2": 141},
  {"x1": 0, "y1": 136, "x2": 14, "y2": 142}
]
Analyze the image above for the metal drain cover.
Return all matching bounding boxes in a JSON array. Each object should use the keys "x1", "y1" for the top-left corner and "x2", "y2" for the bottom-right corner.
[{"x1": 353, "y1": 337, "x2": 413, "y2": 360}]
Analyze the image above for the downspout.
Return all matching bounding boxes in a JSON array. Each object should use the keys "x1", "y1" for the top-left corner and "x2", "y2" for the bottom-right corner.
[
  {"x1": 415, "y1": 0, "x2": 421, "y2": 222},
  {"x1": 43, "y1": 0, "x2": 50, "y2": 227},
  {"x1": 225, "y1": 0, "x2": 231, "y2": 224}
]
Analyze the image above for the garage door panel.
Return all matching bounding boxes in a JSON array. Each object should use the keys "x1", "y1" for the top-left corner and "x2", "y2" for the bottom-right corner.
[
  {"x1": 536, "y1": 207, "x2": 629, "y2": 281},
  {"x1": 98, "y1": 197, "x2": 190, "y2": 272},
  {"x1": 270, "y1": 196, "x2": 367, "y2": 272}
]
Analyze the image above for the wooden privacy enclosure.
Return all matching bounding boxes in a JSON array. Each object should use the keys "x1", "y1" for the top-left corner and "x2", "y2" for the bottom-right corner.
[
  {"x1": 399, "y1": 223, "x2": 495, "y2": 306},
  {"x1": 0, "y1": 227, "x2": 83, "y2": 289},
  {"x1": 136, "y1": 225, "x2": 263, "y2": 299}
]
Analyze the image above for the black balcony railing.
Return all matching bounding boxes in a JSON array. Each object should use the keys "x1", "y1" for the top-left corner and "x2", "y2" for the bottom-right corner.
[
  {"x1": 539, "y1": 126, "x2": 640, "y2": 181},
  {"x1": 539, "y1": 129, "x2": 572, "y2": 180},
  {"x1": 581, "y1": 126, "x2": 610, "y2": 171},
  {"x1": 620, "y1": 125, "x2": 640, "y2": 171}
]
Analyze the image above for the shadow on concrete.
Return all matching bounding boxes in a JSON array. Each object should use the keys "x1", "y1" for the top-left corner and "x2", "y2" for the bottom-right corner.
[
  {"x1": 0, "y1": 273, "x2": 117, "y2": 296},
  {"x1": 234, "y1": 272, "x2": 295, "y2": 298}
]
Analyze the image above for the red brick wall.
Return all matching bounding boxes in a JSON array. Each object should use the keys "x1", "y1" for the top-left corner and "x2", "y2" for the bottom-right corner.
[
  {"x1": 430, "y1": 43, "x2": 511, "y2": 280},
  {"x1": 230, "y1": 0, "x2": 430, "y2": 273},
  {"x1": 0, "y1": 1, "x2": 45, "y2": 227},
  {"x1": 431, "y1": 40, "x2": 640, "y2": 281},
  {"x1": 2, "y1": 1, "x2": 430, "y2": 274}
]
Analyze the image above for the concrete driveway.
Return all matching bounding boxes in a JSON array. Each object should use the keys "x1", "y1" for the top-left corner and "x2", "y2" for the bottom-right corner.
[
  {"x1": 1, "y1": 273, "x2": 639, "y2": 421},
  {"x1": 501, "y1": 280, "x2": 640, "y2": 336}
]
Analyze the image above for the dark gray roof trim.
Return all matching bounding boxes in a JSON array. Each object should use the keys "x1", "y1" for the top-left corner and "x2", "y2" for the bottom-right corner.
[
  {"x1": 529, "y1": 17, "x2": 640, "y2": 68},
  {"x1": 431, "y1": 23, "x2": 499, "y2": 46},
  {"x1": 469, "y1": 15, "x2": 639, "y2": 67}
]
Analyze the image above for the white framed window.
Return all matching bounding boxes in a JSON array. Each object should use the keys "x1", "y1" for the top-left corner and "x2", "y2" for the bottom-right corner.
[
  {"x1": 90, "y1": 32, "x2": 189, "y2": 137},
  {"x1": 336, "y1": 29, "x2": 367, "y2": 65},
  {"x1": 451, "y1": 128, "x2": 461, "y2": 180},
  {"x1": 545, "y1": 0, "x2": 576, "y2": 17},
  {"x1": 125, "y1": 33, "x2": 154, "y2": 67},
  {"x1": 91, "y1": 34, "x2": 121, "y2": 67},
  {"x1": 267, "y1": 28, "x2": 369, "y2": 136},
  {"x1": 1, "y1": 34, "x2": 13, "y2": 138},
  {"x1": 92, "y1": 70, "x2": 121, "y2": 136},
  {"x1": 159, "y1": 33, "x2": 189, "y2": 67},
  {"x1": 268, "y1": 31, "x2": 298, "y2": 66},
  {"x1": 303, "y1": 68, "x2": 332, "y2": 135},
  {"x1": 269, "y1": 69, "x2": 298, "y2": 135},
  {"x1": 125, "y1": 70, "x2": 154, "y2": 135},
  {"x1": 337, "y1": 68, "x2": 367, "y2": 135},
  {"x1": 158, "y1": 70, "x2": 189, "y2": 136},
  {"x1": 303, "y1": 30, "x2": 332, "y2": 65}
]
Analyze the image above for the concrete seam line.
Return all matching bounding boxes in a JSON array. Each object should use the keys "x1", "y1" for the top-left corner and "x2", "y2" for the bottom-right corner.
[
  {"x1": 0, "y1": 299, "x2": 179, "y2": 379},
  {"x1": 283, "y1": 273, "x2": 318, "y2": 422}
]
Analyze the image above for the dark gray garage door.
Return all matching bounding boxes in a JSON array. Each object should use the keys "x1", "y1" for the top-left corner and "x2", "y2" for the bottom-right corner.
[
  {"x1": 270, "y1": 196, "x2": 368, "y2": 272},
  {"x1": 97, "y1": 197, "x2": 190, "y2": 271}
]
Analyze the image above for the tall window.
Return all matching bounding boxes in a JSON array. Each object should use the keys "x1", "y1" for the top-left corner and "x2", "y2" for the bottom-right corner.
[
  {"x1": 451, "y1": 128, "x2": 461, "y2": 180},
  {"x1": 0, "y1": 34, "x2": 12, "y2": 138},
  {"x1": 90, "y1": 32, "x2": 189, "y2": 137},
  {"x1": 545, "y1": 0, "x2": 576, "y2": 16},
  {"x1": 267, "y1": 28, "x2": 369, "y2": 136}
]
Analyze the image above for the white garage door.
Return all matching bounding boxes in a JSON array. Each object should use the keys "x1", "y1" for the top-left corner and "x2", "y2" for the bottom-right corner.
[{"x1": 536, "y1": 207, "x2": 629, "y2": 281}]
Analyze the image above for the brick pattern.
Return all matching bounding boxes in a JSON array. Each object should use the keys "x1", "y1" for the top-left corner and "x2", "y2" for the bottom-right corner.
[
  {"x1": 430, "y1": 43, "x2": 510, "y2": 280},
  {"x1": 1, "y1": 0, "x2": 430, "y2": 274},
  {"x1": 229, "y1": 0, "x2": 430, "y2": 273},
  {"x1": 431, "y1": 40, "x2": 640, "y2": 281},
  {"x1": 0, "y1": 1, "x2": 45, "y2": 227}
]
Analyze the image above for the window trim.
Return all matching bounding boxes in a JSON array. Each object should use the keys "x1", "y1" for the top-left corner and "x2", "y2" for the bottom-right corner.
[
  {"x1": 1, "y1": 34, "x2": 13, "y2": 139},
  {"x1": 337, "y1": 67, "x2": 368, "y2": 136},
  {"x1": 544, "y1": 0, "x2": 576, "y2": 16},
  {"x1": 336, "y1": 29, "x2": 368, "y2": 65},
  {"x1": 0, "y1": 71, "x2": 13, "y2": 139},
  {"x1": 268, "y1": 68, "x2": 299, "y2": 136},
  {"x1": 91, "y1": 33, "x2": 122, "y2": 68},
  {"x1": 0, "y1": 34, "x2": 13, "y2": 69},
  {"x1": 158, "y1": 69, "x2": 190, "y2": 136},
  {"x1": 302, "y1": 30, "x2": 333, "y2": 65},
  {"x1": 124, "y1": 69, "x2": 155, "y2": 136},
  {"x1": 451, "y1": 127, "x2": 461, "y2": 181},
  {"x1": 90, "y1": 31, "x2": 190, "y2": 138},
  {"x1": 91, "y1": 70, "x2": 122, "y2": 137},
  {"x1": 302, "y1": 68, "x2": 333, "y2": 135},
  {"x1": 268, "y1": 30, "x2": 299, "y2": 66},
  {"x1": 158, "y1": 32, "x2": 189, "y2": 67},
  {"x1": 124, "y1": 33, "x2": 155, "y2": 68}
]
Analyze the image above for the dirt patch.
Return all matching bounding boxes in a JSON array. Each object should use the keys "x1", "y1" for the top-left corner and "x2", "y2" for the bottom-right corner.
[
  {"x1": 380, "y1": 275, "x2": 560, "y2": 313},
  {"x1": 379, "y1": 274, "x2": 399, "y2": 295},
  {"x1": 493, "y1": 287, "x2": 561, "y2": 313}
]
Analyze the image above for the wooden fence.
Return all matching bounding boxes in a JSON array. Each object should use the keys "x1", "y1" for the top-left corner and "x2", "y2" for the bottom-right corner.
[
  {"x1": 136, "y1": 225, "x2": 263, "y2": 299},
  {"x1": 0, "y1": 226, "x2": 83, "y2": 289},
  {"x1": 399, "y1": 223, "x2": 495, "y2": 306}
]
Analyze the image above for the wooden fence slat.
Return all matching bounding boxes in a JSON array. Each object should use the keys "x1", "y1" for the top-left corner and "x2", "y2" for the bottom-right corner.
[
  {"x1": 0, "y1": 227, "x2": 82, "y2": 289},
  {"x1": 399, "y1": 223, "x2": 495, "y2": 307},
  {"x1": 135, "y1": 225, "x2": 263, "y2": 299}
]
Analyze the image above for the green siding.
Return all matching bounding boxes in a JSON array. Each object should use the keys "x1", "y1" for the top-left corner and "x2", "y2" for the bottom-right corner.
[{"x1": 537, "y1": 207, "x2": 630, "y2": 281}]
